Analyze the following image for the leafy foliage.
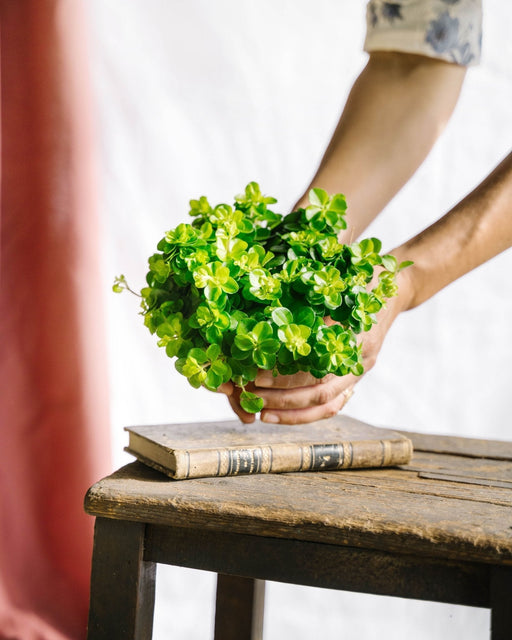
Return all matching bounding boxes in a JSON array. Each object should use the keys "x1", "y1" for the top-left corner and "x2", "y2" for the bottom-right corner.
[{"x1": 115, "y1": 183, "x2": 411, "y2": 413}]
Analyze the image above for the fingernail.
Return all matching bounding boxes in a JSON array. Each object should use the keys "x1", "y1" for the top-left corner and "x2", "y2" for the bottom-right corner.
[{"x1": 262, "y1": 413, "x2": 279, "y2": 424}]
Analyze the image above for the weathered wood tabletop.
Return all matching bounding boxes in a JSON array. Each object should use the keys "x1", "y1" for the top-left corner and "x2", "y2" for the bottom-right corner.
[
  {"x1": 85, "y1": 430, "x2": 512, "y2": 640},
  {"x1": 85, "y1": 431, "x2": 512, "y2": 567}
]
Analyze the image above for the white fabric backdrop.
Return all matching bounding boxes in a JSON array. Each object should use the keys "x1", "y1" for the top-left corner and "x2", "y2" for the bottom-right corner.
[{"x1": 86, "y1": 1, "x2": 511, "y2": 637}]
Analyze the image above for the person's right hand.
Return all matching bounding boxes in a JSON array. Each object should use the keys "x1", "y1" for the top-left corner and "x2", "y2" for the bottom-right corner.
[{"x1": 218, "y1": 264, "x2": 415, "y2": 425}]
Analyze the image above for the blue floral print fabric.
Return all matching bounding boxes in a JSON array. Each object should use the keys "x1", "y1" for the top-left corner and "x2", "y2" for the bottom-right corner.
[{"x1": 364, "y1": 0, "x2": 482, "y2": 66}]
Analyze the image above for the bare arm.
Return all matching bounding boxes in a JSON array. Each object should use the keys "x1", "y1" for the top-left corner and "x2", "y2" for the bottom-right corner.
[
  {"x1": 295, "y1": 52, "x2": 466, "y2": 241},
  {"x1": 395, "y1": 151, "x2": 512, "y2": 310},
  {"x1": 219, "y1": 51, "x2": 474, "y2": 424},
  {"x1": 244, "y1": 151, "x2": 512, "y2": 425}
]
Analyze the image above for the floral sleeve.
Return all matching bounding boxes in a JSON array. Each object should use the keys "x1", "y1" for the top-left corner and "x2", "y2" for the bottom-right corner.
[{"x1": 364, "y1": 0, "x2": 482, "y2": 66}]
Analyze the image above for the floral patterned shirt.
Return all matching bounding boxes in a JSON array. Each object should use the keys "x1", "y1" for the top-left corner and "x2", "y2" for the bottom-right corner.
[{"x1": 364, "y1": 0, "x2": 482, "y2": 66}]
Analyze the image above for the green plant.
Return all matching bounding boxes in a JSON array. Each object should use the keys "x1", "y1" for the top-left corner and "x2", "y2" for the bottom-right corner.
[{"x1": 114, "y1": 183, "x2": 411, "y2": 413}]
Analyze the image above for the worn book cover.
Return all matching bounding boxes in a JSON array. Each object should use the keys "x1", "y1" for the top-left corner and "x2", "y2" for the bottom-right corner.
[{"x1": 124, "y1": 415, "x2": 413, "y2": 480}]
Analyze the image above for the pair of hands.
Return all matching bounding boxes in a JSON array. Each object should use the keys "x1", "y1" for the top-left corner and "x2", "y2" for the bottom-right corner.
[
  {"x1": 217, "y1": 268, "x2": 411, "y2": 424},
  {"x1": 218, "y1": 364, "x2": 358, "y2": 425}
]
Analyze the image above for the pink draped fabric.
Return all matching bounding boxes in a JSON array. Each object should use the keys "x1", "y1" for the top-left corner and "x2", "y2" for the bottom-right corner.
[{"x1": 0, "y1": 1, "x2": 112, "y2": 639}]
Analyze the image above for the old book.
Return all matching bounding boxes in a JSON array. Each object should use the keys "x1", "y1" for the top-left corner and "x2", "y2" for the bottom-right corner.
[{"x1": 125, "y1": 415, "x2": 413, "y2": 480}]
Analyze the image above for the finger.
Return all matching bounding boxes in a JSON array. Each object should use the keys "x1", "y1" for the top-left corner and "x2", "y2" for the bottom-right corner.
[
  {"x1": 257, "y1": 374, "x2": 358, "y2": 411},
  {"x1": 255, "y1": 369, "x2": 332, "y2": 389},
  {"x1": 341, "y1": 385, "x2": 355, "y2": 405},
  {"x1": 217, "y1": 381, "x2": 234, "y2": 396},
  {"x1": 260, "y1": 385, "x2": 355, "y2": 425}
]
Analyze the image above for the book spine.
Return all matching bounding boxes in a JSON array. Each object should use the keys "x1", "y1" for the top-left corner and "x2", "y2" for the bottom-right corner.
[{"x1": 175, "y1": 437, "x2": 412, "y2": 480}]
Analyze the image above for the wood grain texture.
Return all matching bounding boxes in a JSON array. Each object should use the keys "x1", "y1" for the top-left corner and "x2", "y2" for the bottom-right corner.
[
  {"x1": 84, "y1": 431, "x2": 512, "y2": 640},
  {"x1": 87, "y1": 518, "x2": 156, "y2": 640},
  {"x1": 85, "y1": 431, "x2": 512, "y2": 566},
  {"x1": 400, "y1": 431, "x2": 512, "y2": 461},
  {"x1": 145, "y1": 524, "x2": 490, "y2": 608},
  {"x1": 403, "y1": 450, "x2": 512, "y2": 482},
  {"x1": 214, "y1": 575, "x2": 265, "y2": 640}
]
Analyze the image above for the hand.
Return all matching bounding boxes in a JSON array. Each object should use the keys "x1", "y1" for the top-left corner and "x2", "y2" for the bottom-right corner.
[{"x1": 218, "y1": 265, "x2": 413, "y2": 424}]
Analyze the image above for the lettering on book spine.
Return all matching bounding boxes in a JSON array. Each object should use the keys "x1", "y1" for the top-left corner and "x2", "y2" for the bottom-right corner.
[
  {"x1": 308, "y1": 444, "x2": 346, "y2": 470},
  {"x1": 217, "y1": 447, "x2": 273, "y2": 476},
  {"x1": 227, "y1": 448, "x2": 263, "y2": 475}
]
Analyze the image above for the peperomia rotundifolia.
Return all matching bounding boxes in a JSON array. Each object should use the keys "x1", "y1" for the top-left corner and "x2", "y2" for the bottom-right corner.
[{"x1": 114, "y1": 183, "x2": 411, "y2": 413}]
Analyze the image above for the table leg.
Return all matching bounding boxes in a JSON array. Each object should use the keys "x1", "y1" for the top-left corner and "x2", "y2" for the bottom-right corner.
[
  {"x1": 87, "y1": 518, "x2": 156, "y2": 640},
  {"x1": 214, "y1": 574, "x2": 265, "y2": 640},
  {"x1": 490, "y1": 565, "x2": 512, "y2": 640}
]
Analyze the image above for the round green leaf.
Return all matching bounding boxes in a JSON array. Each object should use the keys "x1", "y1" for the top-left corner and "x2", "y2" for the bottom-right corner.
[
  {"x1": 240, "y1": 391, "x2": 264, "y2": 414},
  {"x1": 271, "y1": 307, "x2": 293, "y2": 327},
  {"x1": 294, "y1": 307, "x2": 316, "y2": 327},
  {"x1": 234, "y1": 334, "x2": 254, "y2": 351},
  {"x1": 128, "y1": 182, "x2": 397, "y2": 404}
]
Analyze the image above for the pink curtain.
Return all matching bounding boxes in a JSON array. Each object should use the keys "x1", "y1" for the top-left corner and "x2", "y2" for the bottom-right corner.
[{"x1": 0, "y1": 1, "x2": 112, "y2": 639}]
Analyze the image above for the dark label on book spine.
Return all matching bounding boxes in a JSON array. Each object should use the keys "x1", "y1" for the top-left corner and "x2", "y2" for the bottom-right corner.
[
  {"x1": 226, "y1": 448, "x2": 264, "y2": 475},
  {"x1": 309, "y1": 444, "x2": 345, "y2": 470}
]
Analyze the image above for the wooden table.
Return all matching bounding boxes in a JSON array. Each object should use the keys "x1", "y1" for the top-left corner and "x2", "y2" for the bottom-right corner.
[{"x1": 84, "y1": 430, "x2": 512, "y2": 639}]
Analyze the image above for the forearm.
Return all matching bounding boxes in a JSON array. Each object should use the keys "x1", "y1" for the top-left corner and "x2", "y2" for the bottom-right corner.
[
  {"x1": 394, "y1": 151, "x2": 512, "y2": 311},
  {"x1": 296, "y1": 52, "x2": 466, "y2": 240}
]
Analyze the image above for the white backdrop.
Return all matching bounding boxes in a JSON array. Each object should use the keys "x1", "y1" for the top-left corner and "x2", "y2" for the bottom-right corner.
[{"x1": 86, "y1": 1, "x2": 511, "y2": 638}]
